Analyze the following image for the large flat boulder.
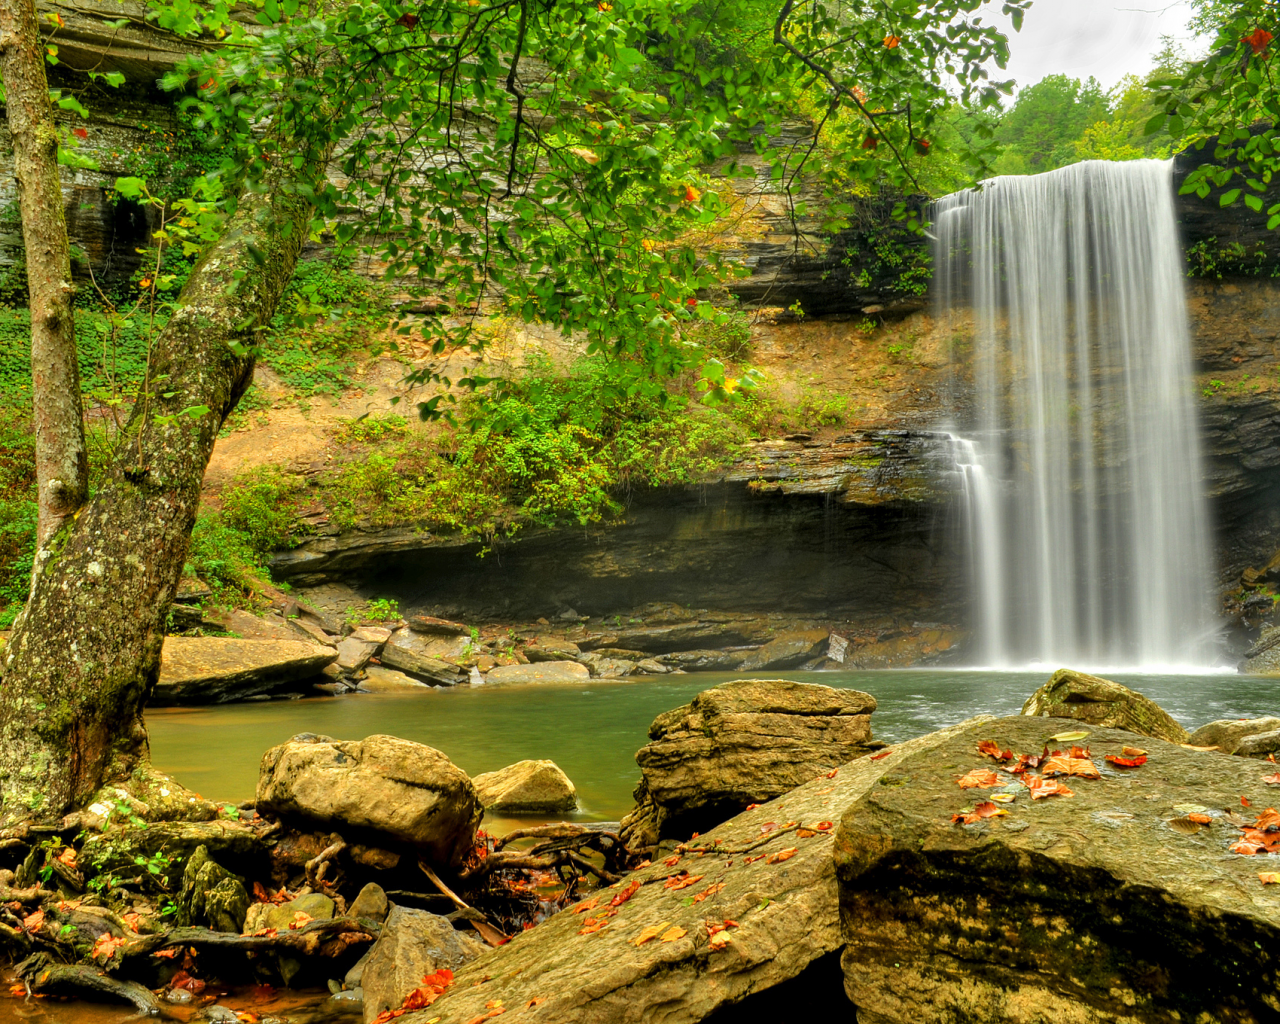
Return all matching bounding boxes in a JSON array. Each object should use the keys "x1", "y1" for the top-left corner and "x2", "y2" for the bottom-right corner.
[
  {"x1": 152, "y1": 637, "x2": 336, "y2": 705},
  {"x1": 620, "y1": 678, "x2": 879, "y2": 848},
  {"x1": 835, "y1": 715, "x2": 1280, "y2": 1023},
  {"x1": 256, "y1": 734, "x2": 481, "y2": 867},
  {"x1": 362, "y1": 906, "x2": 485, "y2": 1023},
  {"x1": 381, "y1": 633, "x2": 468, "y2": 685},
  {"x1": 1021, "y1": 668, "x2": 1188, "y2": 742},
  {"x1": 406, "y1": 720, "x2": 980, "y2": 1024},
  {"x1": 737, "y1": 629, "x2": 829, "y2": 671},
  {"x1": 472, "y1": 760, "x2": 576, "y2": 814}
]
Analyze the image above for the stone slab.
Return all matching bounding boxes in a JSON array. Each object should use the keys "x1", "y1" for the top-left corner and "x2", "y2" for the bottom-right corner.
[{"x1": 153, "y1": 637, "x2": 336, "y2": 706}]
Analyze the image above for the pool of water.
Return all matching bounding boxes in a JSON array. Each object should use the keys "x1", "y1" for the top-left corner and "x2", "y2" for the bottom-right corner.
[{"x1": 147, "y1": 669, "x2": 1279, "y2": 824}]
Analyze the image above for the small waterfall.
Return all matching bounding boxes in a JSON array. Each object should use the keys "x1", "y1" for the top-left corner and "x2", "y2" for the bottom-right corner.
[{"x1": 935, "y1": 160, "x2": 1215, "y2": 669}]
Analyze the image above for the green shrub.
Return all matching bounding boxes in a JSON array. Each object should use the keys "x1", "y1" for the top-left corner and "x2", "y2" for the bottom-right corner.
[
  {"x1": 0, "y1": 497, "x2": 36, "y2": 627},
  {"x1": 185, "y1": 511, "x2": 270, "y2": 606},
  {"x1": 219, "y1": 468, "x2": 308, "y2": 555}
]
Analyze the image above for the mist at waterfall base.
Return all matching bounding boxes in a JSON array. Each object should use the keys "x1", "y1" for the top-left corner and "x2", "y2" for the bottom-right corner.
[{"x1": 934, "y1": 159, "x2": 1219, "y2": 672}]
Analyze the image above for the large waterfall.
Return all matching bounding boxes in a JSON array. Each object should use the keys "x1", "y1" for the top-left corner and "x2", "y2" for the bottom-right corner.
[{"x1": 934, "y1": 159, "x2": 1215, "y2": 669}]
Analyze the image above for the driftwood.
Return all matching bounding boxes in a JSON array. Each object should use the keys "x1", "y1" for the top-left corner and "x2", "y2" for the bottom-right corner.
[{"x1": 18, "y1": 954, "x2": 162, "y2": 1015}]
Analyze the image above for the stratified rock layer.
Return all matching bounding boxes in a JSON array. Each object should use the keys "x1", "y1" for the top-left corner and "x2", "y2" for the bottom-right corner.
[
  {"x1": 835, "y1": 715, "x2": 1280, "y2": 1024},
  {"x1": 620, "y1": 678, "x2": 878, "y2": 848},
  {"x1": 256, "y1": 734, "x2": 481, "y2": 867},
  {"x1": 153, "y1": 637, "x2": 336, "y2": 705},
  {"x1": 1021, "y1": 668, "x2": 1189, "y2": 743},
  {"x1": 406, "y1": 720, "x2": 980, "y2": 1024}
]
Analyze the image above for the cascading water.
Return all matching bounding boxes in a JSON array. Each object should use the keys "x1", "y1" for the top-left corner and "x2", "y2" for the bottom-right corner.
[{"x1": 934, "y1": 159, "x2": 1216, "y2": 669}]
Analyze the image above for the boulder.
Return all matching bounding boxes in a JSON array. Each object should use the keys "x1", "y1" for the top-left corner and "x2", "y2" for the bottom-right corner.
[
  {"x1": 472, "y1": 760, "x2": 577, "y2": 814},
  {"x1": 835, "y1": 715, "x2": 1280, "y2": 1024},
  {"x1": 1188, "y1": 716, "x2": 1280, "y2": 754},
  {"x1": 337, "y1": 636, "x2": 383, "y2": 675},
  {"x1": 619, "y1": 678, "x2": 879, "y2": 848},
  {"x1": 348, "y1": 883, "x2": 390, "y2": 924},
  {"x1": 256, "y1": 734, "x2": 482, "y2": 867},
  {"x1": 178, "y1": 846, "x2": 250, "y2": 932},
  {"x1": 153, "y1": 637, "x2": 337, "y2": 705},
  {"x1": 1020, "y1": 668, "x2": 1189, "y2": 743},
  {"x1": 415, "y1": 721, "x2": 980, "y2": 1024},
  {"x1": 1241, "y1": 624, "x2": 1280, "y2": 674},
  {"x1": 379, "y1": 639, "x2": 467, "y2": 686},
  {"x1": 485, "y1": 661, "x2": 590, "y2": 685},
  {"x1": 407, "y1": 615, "x2": 469, "y2": 636},
  {"x1": 736, "y1": 629, "x2": 829, "y2": 671},
  {"x1": 361, "y1": 906, "x2": 485, "y2": 1023},
  {"x1": 577, "y1": 653, "x2": 637, "y2": 678},
  {"x1": 358, "y1": 666, "x2": 432, "y2": 693},
  {"x1": 525, "y1": 638, "x2": 582, "y2": 662}
]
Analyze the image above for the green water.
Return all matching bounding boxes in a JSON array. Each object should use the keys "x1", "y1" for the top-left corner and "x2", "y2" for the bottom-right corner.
[{"x1": 147, "y1": 668, "x2": 1277, "y2": 823}]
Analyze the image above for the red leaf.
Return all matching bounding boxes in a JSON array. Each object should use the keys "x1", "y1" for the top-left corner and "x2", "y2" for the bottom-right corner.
[
  {"x1": 609, "y1": 880, "x2": 641, "y2": 907},
  {"x1": 1105, "y1": 754, "x2": 1147, "y2": 768},
  {"x1": 1263, "y1": 773, "x2": 1280, "y2": 785},
  {"x1": 1245, "y1": 27, "x2": 1273, "y2": 54},
  {"x1": 395, "y1": 12, "x2": 418, "y2": 27},
  {"x1": 976, "y1": 740, "x2": 1014, "y2": 761},
  {"x1": 883, "y1": 34, "x2": 900, "y2": 48},
  {"x1": 860, "y1": 136, "x2": 879, "y2": 151},
  {"x1": 1243, "y1": 796, "x2": 1252, "y2": 807},
  {"x1": 73, "y1": 127, "x2": 88, "y2": 139}
]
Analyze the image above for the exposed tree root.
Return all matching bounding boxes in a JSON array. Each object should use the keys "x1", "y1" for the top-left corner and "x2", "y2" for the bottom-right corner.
[
  {"x1": 465, "y1": 823, "x2": 633, "y2": 885},
  {"x1": 17, "y1": 954, "x2": 162, "y2": 1016}
]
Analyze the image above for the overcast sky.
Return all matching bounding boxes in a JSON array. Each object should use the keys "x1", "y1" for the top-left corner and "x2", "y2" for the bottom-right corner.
[{"x1": 986, "y1": 0, "x2": 1203, "y2": 93}]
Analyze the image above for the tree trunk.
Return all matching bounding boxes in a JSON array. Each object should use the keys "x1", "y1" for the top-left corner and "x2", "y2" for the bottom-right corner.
[
  {"x1": 0, "y1": 170, "x2": 318, "y2": 825},
  {"x1": 0, "y1": 0, "x2": 88, "y2": 546}
]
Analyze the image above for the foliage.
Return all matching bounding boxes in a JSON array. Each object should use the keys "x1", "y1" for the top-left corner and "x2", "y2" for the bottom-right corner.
[
  {"x1": 157, "y1": 0, "x2": 1023, "y2": 410},
  {"x1": 219, "y1": 467, "x2": 308, "y2": 555},
  {"x1": 842, "y1": 218, "x2": 932, "y2": 296},
  {"x1": 1185, "y1": 237, "x2": 1274, "y2": 278},
  {"x1": 347, "y1": 597, "x2": 400, "y2": 626},
  {"x1": 994, "y1": 75, "x2": 1110, "y2": 174},
  {"x1": 1148, "y1": 0, "x2": 1280, "y2": 227},
  {"x1": 184, "y1": 511, "x2": 271, "y2": 607}
]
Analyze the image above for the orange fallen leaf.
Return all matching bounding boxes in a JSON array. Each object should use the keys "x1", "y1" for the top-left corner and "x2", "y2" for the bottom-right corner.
[
  {"x1": 796, "y1": 828, "x2": 817, "y2": 838},
  {"x1": 1243, "y1": 796, "x2": 1253, "y2": 807},
  {"x1": 578, "y1": 917, "x2": 608, "y2": 935},
  {"x1": 1026, "y1": 776, "x2": 1074, "y2": 800},
  {"x1": 691, "y1": 883, "x2": 725, "y2": 904},
  {"x1": 7, "y1": 984, "x2": 25, "y2": 998},
  {"x1": 1106, "y1": 754, "x2": 1148, "y2": 768},
  {"x1": 1260, "y1": 872, "x2": 1280, "y2": 884},
  {"x1": 957, "y1": 769, "x2": 1000, "y2": 789},
  {"x1": 815, "y1": 821, "x2": 833, "y2": 831},
  {"x1": 663, "y1": 873, "x2": 704, "y2": 891},
  {"x1": 91, "y1": 933, "x2": 126, "y2": 960},
  {"x1": 870, "y1": 750, "x2": 891, "y2": 761},
  {"x1": 1263, "y1": 774, "x2": 1280, "y2": 785},
  {"x1": 977, "y1": 739, "x2": 1014, "y2": 761},
  {"x1": 951, "y1": 801, "x2": 1009, "y2": 824},
  {"x1": 1042, "y1": 755, "x2": 1100, "y2": 780},
  {"x1": 766, "y1": 847, "x2": 798, "y2": 864},
  {"x1": 825, "y1": 769, "x2": 838, "y2": 779},
  {"x1": 745, "y1": 803, "x2": 761, "y2": 811},
  {"x1": 664, "y1": 855, "x2": 681, "y2": 867},
  {"x1": 22, "y1": 910, "x2": 43, "y2": 933},
  {"x1": 466, "y1": 1010, "x2": 506, "y2": 1024},
  {"x1": 526, "y1": 998, "x2": 546, "y2": 1008},
  {"x1": 289, "y1": 912, "x2": 313, "y2": 929},
  {"x1": 660, "y1": 926, "x2": 687, "y2": 942},
  {"x1": 571, "y1": 898, "x2": 599, "y2": 914},
  {"x1": 630, "y1": 924, "x2": 665, "y2": 946},
  {"x1": 152, "y1": 947, "x2": 179, "y2": 958},
  {"x1": 57, "y1": 847, "x2": 77, "y2": 868},
  {"x1": 1187, "y1": 813, "x2": 1213, "y2": 825},
  {"x1": 1122, "y1": 746, "x2": 1147, "y2": 757}
]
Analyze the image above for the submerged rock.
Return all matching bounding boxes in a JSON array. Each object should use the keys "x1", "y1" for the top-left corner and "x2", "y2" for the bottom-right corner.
[
  {"x1": 620, "y1": 678, "x2": 879, "y2": 848},
  {"x1": 485, "y1": 661, "x2": 589, "y2": 684},
  {"x1": 413, "y1": 720, "x2": 978, "y2": 1024},
  {"x1": 256, "y1": 734, "x2": 481, "y2": 867},
  {"x1": 1021, "y1": 668, "x2": 1188, "y2": 742},
  {"x1": 835, "y1": 715, "x2": 1280, "y2": 1023},
  {"x1": 361, "y1": 906, "x2": 485, "y2": 1024},
  {"x1": 153, "y1": 637, "x2": 337, "y2": 705},
  {"x1": 1188, "y1": 717, "x2": 1280, "y2": 757},
  {"x1": 472, "y1": 760, "x2": 577, "y2": 814}
]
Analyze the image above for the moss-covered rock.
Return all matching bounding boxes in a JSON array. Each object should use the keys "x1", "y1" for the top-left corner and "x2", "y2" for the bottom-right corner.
[{"x1": 1021, "y1": 668, "x2": 1188, "y2": 743}]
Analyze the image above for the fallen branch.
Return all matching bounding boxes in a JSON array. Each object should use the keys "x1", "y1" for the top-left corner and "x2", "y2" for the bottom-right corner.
[
  {"x1": 0, "y1": 884, "x2": 57, "y2": 902},
  {"x1": 418, "y1": 860, "x2": 509, "y2": 947},
  {"x1": 304, "y1": 833, "x2": 347, "y2": 890},
  {"x1": 18, "y1": 955, "x2": 162, "y2": 1016}
]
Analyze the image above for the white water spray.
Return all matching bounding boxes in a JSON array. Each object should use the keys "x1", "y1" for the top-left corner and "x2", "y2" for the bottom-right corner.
[{"x1": 934, "y1": 160, "x2": 1215, "y2": 669}]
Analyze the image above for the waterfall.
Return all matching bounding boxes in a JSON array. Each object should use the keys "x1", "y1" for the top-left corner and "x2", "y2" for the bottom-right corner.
[{"x1": 934, "y1": 159, "x2": 1215, "y2": 669}]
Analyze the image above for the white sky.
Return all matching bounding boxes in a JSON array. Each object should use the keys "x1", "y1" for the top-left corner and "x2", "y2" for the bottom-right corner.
[{"x1": 985, "y1": 0, "x2": 1203, "y2": 93}]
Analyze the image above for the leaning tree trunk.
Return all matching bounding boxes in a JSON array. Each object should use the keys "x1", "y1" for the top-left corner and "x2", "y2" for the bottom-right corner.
[
  {"x1": 0, "y1": 0, "x2": 89, "y2": 545},
  {"x1": 0, "y1": 168, "x2": 318, "y2": 825}
]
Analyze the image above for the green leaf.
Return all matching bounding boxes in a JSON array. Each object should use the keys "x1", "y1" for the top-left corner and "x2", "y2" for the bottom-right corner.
[
  {"x1": 1245, "y1": 193, "x2": 1264, "y2": 211},
  {"x1": 1220, "y1": 188, "x2": 1242, "y2": 207}
]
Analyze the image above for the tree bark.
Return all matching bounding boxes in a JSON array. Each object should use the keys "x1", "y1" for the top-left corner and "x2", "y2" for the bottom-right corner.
[
  {"x1": 0, "y1": 0, "x2": 89, "y2": 545},
  {"x1": 0, "y1": 168, "x2": 319, "y2": 825}
]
